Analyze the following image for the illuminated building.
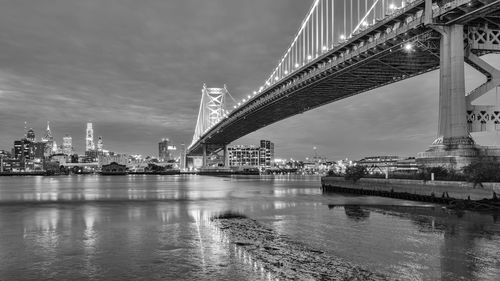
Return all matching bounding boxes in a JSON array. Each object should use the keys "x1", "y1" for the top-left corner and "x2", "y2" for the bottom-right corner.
[
  {"x1": 259, "y1": 140, "x2": 274, "y2": 167},
  {"x1": 13, "y1": 140, "x2": 23, "y2": 160},
  {"x1": 41, "y1": 121, "x2": 54, "y2": 156},
  {"x1": 357, "y1": 156, "x2": 400, "y2": 174},
  {"x1": 86, "y1": 122, "x2": 94, "y2": 151},
  {"x1": 13, "y1": 139, "x2": 34, "y2": 170},
  {"x1": 62, "y1": 134, "x2": 72, "y2": 155},
  {"x1": 227, "y1": 145, "x2": 260, "y2": 167},
  {"x1": 27, "y1": 128, "x2": 35, "y2": 142},
  {"x1": 159, "y1": 138, "x2": 175, "y2": 161},
  {"x1": 52, "y1": 141, "x2": 59, "y2": 154},
  {"x1": 97, "y1": 136, "x2": 103, "y2": 152}
]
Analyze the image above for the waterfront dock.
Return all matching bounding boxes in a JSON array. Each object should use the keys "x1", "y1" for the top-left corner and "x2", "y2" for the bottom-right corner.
[{"x1": 321, "y1": 176, "x2": 500, "y2": 209}]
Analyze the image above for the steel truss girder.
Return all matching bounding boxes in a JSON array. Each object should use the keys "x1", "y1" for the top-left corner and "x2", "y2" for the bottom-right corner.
[
  {"x1": 468, "y1": 25, "x2": 500, "y2": 52},
  {"x1": 188, "y1": 0, "x2": 500, "y2": 155}
]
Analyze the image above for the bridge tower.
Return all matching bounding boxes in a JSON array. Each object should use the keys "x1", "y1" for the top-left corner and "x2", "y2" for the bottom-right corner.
[
  {"x1": 190, "y1": 84, "x2": 229, "y2": 168},
  {"x1": 418, "y1": 0, "x2": 500, "y2": 169}
]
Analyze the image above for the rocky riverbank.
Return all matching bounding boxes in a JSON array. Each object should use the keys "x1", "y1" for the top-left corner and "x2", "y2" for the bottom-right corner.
[{"x1": 212, "y1": 214, "x2": 388, "y2": 281}]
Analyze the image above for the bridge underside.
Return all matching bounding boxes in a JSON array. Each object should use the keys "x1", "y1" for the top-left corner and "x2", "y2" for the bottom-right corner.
[
  {"x1": 189, "y1": 33, "x2": 441, "y2": 155},
  {"x1": 188, "y1": 0, "x2": 500, "y2": 159}
]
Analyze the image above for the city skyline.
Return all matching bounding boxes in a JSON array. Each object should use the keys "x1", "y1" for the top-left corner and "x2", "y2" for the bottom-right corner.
[{"x1": 0, "y1": 0, "x2": 500, "y2": 160}]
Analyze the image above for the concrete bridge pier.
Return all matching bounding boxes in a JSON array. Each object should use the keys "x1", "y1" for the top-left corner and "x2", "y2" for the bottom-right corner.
[
  {"x1": 202, "y1": 143, "x2": 207, "y2": 167},
  {"x1": 199, "y1": 143, "x2": 228, "y2": 168},
  {"x1": 417, "y1": 24, "x2": 479, "y2": 170}
]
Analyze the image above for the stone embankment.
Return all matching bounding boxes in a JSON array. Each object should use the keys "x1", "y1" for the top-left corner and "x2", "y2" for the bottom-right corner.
[{"x1": 212, "y1": 215, "x2": 388, "y2": 281}]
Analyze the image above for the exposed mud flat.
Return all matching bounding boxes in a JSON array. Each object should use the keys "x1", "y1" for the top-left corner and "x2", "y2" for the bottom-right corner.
[{"x1": 212, "y1": 217, "x2": 389, "y2": 281}]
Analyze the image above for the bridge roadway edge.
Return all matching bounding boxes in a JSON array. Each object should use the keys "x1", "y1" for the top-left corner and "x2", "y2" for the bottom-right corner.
[{"x1": 189, "y1": 0, "x2": 500, "y2": 166}]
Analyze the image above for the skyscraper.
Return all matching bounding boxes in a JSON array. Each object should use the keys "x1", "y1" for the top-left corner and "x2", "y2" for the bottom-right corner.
[
  {"x1": 33, "y1": 142, "x2": 45, "y2": 159},
  {"x1": 62, "y1": 134, "x2": 72, "y2": 155},
  {"x1": 13, "y1": 139, "x2": 34, "y2": 169},
  {"x1": 41, "y1": 121, "x2": 53, "y2": 142},
  {"x1": 97, "y1": 136, "x2": 103, "y2": 152},
  {"x1": 41, "y1": 121, "x2": 54, "y2": 156},
  {"x1": 86, "y1": 122, "x2": 94, "y2": 151},
  {"x1": 52, "y1": 141, "x2": 59, "y2": 154},
  {"x1": 159, "y1": 138, "x2": 170, "y2": 161},
  {"x1": 26, "y1": 128, "x2": 35, "y2": 142}
]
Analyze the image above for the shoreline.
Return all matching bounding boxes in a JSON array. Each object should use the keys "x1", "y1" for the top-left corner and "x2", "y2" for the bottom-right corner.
[
  {"x1": 321, "y1": 176, "x2": 500, "y2": 212},
  {"x1": 212, "y1": 216, "x2": 388, "y2": 281}
]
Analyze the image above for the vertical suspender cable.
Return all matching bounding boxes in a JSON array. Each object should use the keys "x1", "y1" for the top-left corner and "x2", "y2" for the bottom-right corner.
[
  {"x1": 303, "y1": 22, "x2": 306, "y2": 62},
  {"x1": 321, "y1": 0, "x2": 324, "y2": 51},
  {"x1": 326, "y1": 0, "x2": 329, "y2": 48},
  {"x1": 315, "y1": 7, "x2": 318, "y2": 55},
  {"x1": 358, "y1": 0, "x2": 360, "y2": 28},
  {"x1": 331, "y1": 0, "x2": 335, "y2": 46},
  {"x1": 344, "y1": 0, "x2": 346, "y2": 37},
  {"x1": 332, "y1": 0, "x2": 335, "y2": 45},
  {"x1": 350, "y1": 0, "x2": 352, "y2": 36}
]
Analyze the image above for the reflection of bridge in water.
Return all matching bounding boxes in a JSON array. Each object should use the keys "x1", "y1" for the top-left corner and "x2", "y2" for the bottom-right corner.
[{"x1": 188, "y1": 0, "x2": 500, "y2": 169}]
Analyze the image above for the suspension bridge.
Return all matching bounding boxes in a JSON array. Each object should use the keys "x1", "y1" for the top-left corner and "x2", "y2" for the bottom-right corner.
[{"x1": 188, "y1": 0, "x2": 500, "y2": 169}]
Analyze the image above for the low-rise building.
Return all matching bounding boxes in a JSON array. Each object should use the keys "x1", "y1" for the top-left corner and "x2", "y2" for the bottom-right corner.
[
  {"x1": 357, "y1": 156, "x2": 400, "y2": 174},
  {"x1": 101, "y1": 162, "x2": 127, "y2": 175},
  {"x1": 395, "y1": 157, "x2": 419, "y2": 173},
  {"x1": 227, "y1": 145, "x2": 260, "y2": 167}
]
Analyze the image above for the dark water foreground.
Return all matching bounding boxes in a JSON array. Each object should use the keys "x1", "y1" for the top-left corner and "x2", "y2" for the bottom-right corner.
[{"x1": 0, "y1": 175, "x2": 499, "y2": 280}]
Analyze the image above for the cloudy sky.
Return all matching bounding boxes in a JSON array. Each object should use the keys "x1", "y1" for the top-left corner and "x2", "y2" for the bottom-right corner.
[{"x1": 0, "y1": 0, "x2": 499, "y2": 160}]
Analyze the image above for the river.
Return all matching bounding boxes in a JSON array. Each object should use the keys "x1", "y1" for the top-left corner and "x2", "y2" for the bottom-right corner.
[{"x1": 0, "y1": 175, "x2": 498, "y2": 280}]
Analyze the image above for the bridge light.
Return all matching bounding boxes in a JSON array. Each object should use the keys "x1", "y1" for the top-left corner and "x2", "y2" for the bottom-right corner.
[
  {"x1": 404, "y1": 42, "x2": 413, "y2": 52},
  {"x1": 295, "y1": 63, "x2": 300, "y2": 68},
  {"x1": 237, "y1": 102, "x2": 241, "y2": 106},
  {"x1": 362, "y1": 21, "x2": 369, "y2": 27},
  {"x1": 340, "y1": 34, "x2": 346, "y2": 40},
  {"x1": 275, "y1": 77, "x2": 279, "y2": 81},
  {"x1": 266, "y1": 81, "x2": 270, "y2": 86},
  {"x1": 307, "y1": 55, "x2": 312, "y2": 60},
  {"x1": 247, "y1": 95, "x2": 251, "y2": 99},
  {"x1": 284, "y1": 70, "x2": 288, "y2": 75},
  {"x1": 389, "y1": 4, "x2": 396, "y2": 10},
  {"x1": 253, "y1": 91, "x2": 257, "y2": 95},
  {"x1": 242, "y1": 99, "x2": 246, "y2": 102},
  {"x1": 233, "y1": 105, "x2": 237, "y2": 108},
  {"x1": 322, "y1": 46, "x2": 327, "y2": 51}
]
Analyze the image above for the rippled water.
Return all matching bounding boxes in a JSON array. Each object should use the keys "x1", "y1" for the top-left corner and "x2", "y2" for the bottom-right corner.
[{"x1": 0, "y1": 175, "x2": 499, "y2": 280}]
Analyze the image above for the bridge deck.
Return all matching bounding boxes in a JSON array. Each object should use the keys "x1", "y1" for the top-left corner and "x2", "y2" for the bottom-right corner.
[{"x1": 188, "y1": 0, "x2": 500, "y2": 155}]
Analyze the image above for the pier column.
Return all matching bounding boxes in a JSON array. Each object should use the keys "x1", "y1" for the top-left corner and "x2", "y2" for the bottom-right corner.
[
  {"x1": 418, "y1": 24, "x2": 478, "y2": 169},
  {"x1": 435, "y1": 24, "x2": 472, "y2": 145},
  {"x1": 202, "y1": 144, "x2": 207, "y2": 168},
  {"x1": 223, "y1": 145, "x2": 229, "y2": 167}
]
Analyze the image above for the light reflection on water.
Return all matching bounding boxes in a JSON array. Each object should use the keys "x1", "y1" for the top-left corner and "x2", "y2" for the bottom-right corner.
[{"x1": 0, "y1": 175, "x2": 498, "y2": 280}]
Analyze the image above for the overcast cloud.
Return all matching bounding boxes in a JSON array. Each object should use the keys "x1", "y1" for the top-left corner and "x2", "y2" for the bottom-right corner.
[{"x1": 0, "y1": 0, "x2": 499, "y2": 160}]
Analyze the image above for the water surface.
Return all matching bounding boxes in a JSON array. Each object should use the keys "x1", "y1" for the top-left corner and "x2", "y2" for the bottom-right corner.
[{"x1": 0, "y1": 175, "x2": 499, "y2": 280}]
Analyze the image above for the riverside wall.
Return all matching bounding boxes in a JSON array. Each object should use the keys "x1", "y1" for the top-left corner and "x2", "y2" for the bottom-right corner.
[{"x1": 321, "y1": 177, "x2": 500, "y2": 201}]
